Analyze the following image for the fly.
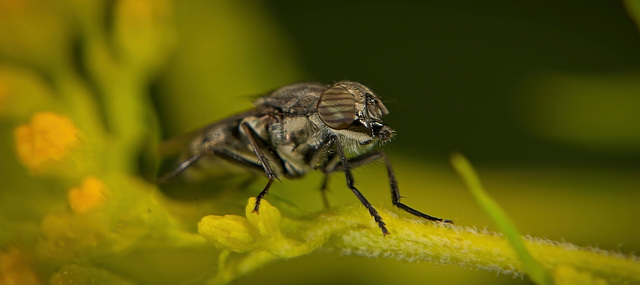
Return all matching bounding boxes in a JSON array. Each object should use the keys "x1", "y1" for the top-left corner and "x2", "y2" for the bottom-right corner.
[{"x1": 159, "y1": 81, "x2": 452, "y2": 235}]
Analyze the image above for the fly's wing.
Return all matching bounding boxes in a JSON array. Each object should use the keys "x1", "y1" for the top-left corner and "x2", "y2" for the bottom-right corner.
[
  {"x1": 157, "y1": 122, "x2": 259, "y2": 201},
  {"x1": 157, "y1": 111, "x2": 264, "y2": 201},
  {"x1": 157, "y1": 111, "x2": 257, "y2": 158},
  {"x1": 253, "y1": 82, "x2": 328, "y2": 115},
  {"x1": 157, "y1": 110, "x2": 262, "y2": 183},
  {"x1": 157, "y1": 128, "x2": 202, "y2": 159},
  {"x1": 156, "y1": 125, "x2": 208, "y2": 185}
]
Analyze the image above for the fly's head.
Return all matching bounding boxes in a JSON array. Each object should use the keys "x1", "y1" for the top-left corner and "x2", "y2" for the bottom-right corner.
[{"x1": 317, "y1": 81, "x2": 395, "y2": 147}]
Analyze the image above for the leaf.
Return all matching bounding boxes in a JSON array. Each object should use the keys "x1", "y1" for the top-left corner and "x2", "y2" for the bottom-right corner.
[
  {"x1": 624, "y1": 0, "x2": 640, "y2": 32},
  {"x1": 451, "y1": 153, "x2": 553, "y2": 285}
]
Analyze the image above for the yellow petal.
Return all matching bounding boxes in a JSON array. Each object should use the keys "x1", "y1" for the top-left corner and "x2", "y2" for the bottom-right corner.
[{"x1": 245, "y1": 198, "x2": 282, "y2": 239}]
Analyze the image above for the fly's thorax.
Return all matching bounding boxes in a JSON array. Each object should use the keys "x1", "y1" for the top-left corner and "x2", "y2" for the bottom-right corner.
[
  {"x1": 268, "y1": 116, "x2": 320, "y2": 177},
  {"x1": 268, "y1": 116, "x2": 317, "y2": 147},
  {"x1": 239, "y1": 115, "x2": 271, "y2": 141}
]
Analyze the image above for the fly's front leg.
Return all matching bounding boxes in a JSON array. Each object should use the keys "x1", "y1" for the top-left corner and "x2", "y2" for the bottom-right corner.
[
  {"x1": 319, "y1": 150, "x2": 383, "y2": 209},
  {"x1": 315, "y1": 137, "x2": 377, "y2": 208},
  {"x1": 241, "y1": 122, "x2": 279, "y2": 213},
  {"x1": 332, "y1": 136, "x2": 389, "y2": 235},
  {"x1": 380, "y1": 151, "x2": 452, "y2": 224}
]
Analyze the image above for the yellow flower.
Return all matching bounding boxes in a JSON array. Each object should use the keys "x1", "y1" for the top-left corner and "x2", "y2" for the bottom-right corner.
[
  {"x1": 14, "y1": 112, "x2": 80, "y2": 172},
  {"x1": 68, "y1": 176, "x2": 107, "y2": 214},
  {"x1": 199, "y1": 198, "x2": 337, "y2": 265},
  {"x1": 198, "y1": 197, "x2": 283, "y2": 253},
  {"x1": 199, "y1": 214, "x2": 260, "y2": 253}
]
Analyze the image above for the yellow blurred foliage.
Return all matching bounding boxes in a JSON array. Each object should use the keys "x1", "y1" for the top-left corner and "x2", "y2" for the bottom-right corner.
[{"x1": 0, "y1": 247, "x2": 41, "y2": 285}]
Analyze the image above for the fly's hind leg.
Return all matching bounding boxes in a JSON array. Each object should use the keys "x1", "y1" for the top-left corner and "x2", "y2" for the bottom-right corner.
[
  {"x1": 159, "y1": 120, "x2": 283, "y2": 215},
  {"x1": 379, "y1": 151, "x2": 452, "y2": 224},
  {"x1": 157, "y1": 152, "x2": 205, "y2": 184},
  {"x1": 157, "y1": 147, "x2": 264, "y2": 184}
]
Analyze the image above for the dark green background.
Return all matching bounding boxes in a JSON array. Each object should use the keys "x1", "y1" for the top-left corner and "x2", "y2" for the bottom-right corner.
[{"x1": 257, "y1": 1, "x2": 640, "y2": 168}]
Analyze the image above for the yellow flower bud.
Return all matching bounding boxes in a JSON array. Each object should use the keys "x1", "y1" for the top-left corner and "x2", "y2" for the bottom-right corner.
[
  {"x1": 199, "y1": 214, "x2": 260, "y2": 253},
  {"x1": 14, "y1": 112, "x2": 80, "y2": 172},
  {"x1": 68, "y1": 176, "x2": 107, "y2": 214}
]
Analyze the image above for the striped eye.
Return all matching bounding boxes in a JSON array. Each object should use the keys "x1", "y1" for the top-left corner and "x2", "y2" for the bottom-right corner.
[{"x1": 317, "y1": 85, "x2": 356, "y2": 130}]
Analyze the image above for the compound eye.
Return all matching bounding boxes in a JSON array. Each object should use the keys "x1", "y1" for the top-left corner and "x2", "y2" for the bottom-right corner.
[{"x1": 317, "y1": 85, "x2": 356, "y2": 130}]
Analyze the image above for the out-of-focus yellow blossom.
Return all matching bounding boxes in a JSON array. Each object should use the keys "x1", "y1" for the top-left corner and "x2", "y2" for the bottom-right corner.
[
  {"x1": 68, "y1": 176, "x2": 107, "y2": 214},
  {"x1": 0, "y1": 0, "x2": 70, "y2": 71},
  {"x1": 14, "y1": 112, "x2": 80, "y2": 173},
  {"x1": 0, "y1": 66, "x2": 56, "y2": 118},
  {"x1": 37, "y1": 174, "x2": 207, "y2": 265},
  {"x1": 114, "y1": 0, "x2": 175, "y2": 72},
  {"x1": 49, "y1": 264, "x2": 135, "y2": 285},
  {"x1": 0, "y1": 247, "x2": 41, "y2": 285}
]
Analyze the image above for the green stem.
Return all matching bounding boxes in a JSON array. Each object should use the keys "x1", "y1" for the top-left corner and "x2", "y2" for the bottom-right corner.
[
  {"x1": 200, "y1": 198, "x2": 640, "y2": 284},
  {"x1": 313, "y1": 207, "x2": 639, "y2": 284}
]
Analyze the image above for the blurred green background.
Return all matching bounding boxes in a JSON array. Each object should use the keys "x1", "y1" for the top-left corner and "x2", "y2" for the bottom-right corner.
[{"x1": 1, "y1": 0, "x2": 639, "y2": 284}]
